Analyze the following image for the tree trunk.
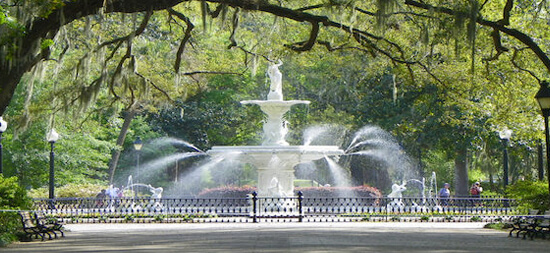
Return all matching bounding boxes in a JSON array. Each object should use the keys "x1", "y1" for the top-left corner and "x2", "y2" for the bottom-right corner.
[
  {"x1": 108, "y1": 107, "x2": 138, "y2": 184},
  {"x1": 454, "y1": 147, "x2": 469, "y2": 196}
]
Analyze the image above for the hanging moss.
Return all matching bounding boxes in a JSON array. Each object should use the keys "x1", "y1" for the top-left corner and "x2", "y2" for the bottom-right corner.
[{"x1": 375, "y1": 0, "x2": 398, "y2": 29}]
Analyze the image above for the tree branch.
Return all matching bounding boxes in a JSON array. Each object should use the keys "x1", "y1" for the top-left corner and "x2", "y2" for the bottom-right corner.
[
  {"x1": 500, "y1": 0, "x2": 513, "y2": 25},
  {"x1": 168, "y1": 8, "x2": 195, "y2": 73},
  {"x1": 405, "y1": 0, "x2": 550, "y2": 74},
  {"x1": 511, "y1": 47, "x2": 541, "y2": 83},
  {"x1": 180, "y1": 70, "x2": 242, "y2": 75},
  {"x1": 285, "y1": 21, "x2": 319, "y2": 51},
  {"x1": 227, "y1": 7, "x2": 239, "y2": 49},
  {"x1": 134, "y1": 71, "x2": 174, "y2": 103}
]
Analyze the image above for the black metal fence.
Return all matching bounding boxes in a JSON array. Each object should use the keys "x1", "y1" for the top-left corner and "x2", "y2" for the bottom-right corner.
[{"x1": 32, "y1": 192, "x2": 519, "y2": 223}]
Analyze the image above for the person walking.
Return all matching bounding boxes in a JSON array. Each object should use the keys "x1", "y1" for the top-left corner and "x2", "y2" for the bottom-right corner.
[{"x1": 438, "y1": 183, "x2": 451, "y2": 206}]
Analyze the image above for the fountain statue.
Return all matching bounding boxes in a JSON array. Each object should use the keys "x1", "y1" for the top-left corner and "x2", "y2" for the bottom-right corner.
[
  {"x1": 149, "y1": 185, "x2": 163, "y2": 199},
  {"x1": 387, "y1": 182, "x2": 407, "y2": 198},
  {"x1": 208, "y1": 61, "x2": 344, "y2": 197},
  {"x1": 267, "y1": 60, "x2": 283, "y2": 100}
]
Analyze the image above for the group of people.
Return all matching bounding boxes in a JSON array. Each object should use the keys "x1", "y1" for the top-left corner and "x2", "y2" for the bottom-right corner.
[
  {"x1": 436, "y1": 181, "x2": 483, "y2": 205},
  {"x1": 95, "y1": 185, "x2": 124, "y2": 207}
]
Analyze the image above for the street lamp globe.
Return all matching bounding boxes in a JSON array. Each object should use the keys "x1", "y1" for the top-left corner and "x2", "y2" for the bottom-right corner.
[
  {"x1": 536, "y1": 81, "x2": 550, "y2": 114},
  {"x1": 133, "y1": 136, "x2": 143, "y2": 151},
  {"x1": 499, "y1": 129, "x2": 512, "y2": 140},
  {"x1": 47, "y1": 128, "x2": 59, "y2": 143}
]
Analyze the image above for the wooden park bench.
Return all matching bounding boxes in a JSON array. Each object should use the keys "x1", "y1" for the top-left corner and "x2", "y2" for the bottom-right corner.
[
  {"x1": 18, "y1": 211, "x2": 64, "y2": 241},
  {"x1": 34, "y1": 211, "x2": 64, "y2": 238},
  {"x1": 525, "y1": 210, "x2": 550, "y2": 240},
  {"x1": 508, "y1": 209, "x2": 539, "y2": 238}
]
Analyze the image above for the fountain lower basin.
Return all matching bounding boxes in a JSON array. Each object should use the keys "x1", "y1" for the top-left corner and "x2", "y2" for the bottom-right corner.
[{"x1": 207, "y1": 145, "x2": 344, "y2": 197}]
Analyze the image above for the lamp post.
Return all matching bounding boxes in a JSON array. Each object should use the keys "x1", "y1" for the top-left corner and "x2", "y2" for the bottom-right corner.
[
  {"x1": 47, "y1": 129, "x2": 59, "y2": 199},
  {"x1": 537, "y1": 140, "x2": 544, "y2": 181},
  {"x1": 499, "y1": 129, "x2": 512, "y2": 188},
  {"x1": 0, "y1": 117, "x2": 7, "y2": 175},
  {"x1": 133, "y1": 137, "x2": 143, "y2": 183},
  {"x1": 535, "y1": 80, "x2": 550, "y2": 208}
]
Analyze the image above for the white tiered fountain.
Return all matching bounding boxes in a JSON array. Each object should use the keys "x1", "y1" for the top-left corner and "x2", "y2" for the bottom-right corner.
[{"x1": 207, "y1": 62, "x2": 344, "y2": 197}]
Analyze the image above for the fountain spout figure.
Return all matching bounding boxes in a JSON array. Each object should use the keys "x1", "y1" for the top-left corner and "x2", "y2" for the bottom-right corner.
[{"x1": 267, "y1": 60, "x2": 283, "y2": 101}]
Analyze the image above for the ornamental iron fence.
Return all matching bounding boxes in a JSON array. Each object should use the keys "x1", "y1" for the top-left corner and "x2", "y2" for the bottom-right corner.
[{"x1": 32, "y1": 192, "x2": 518, "y2": 223}]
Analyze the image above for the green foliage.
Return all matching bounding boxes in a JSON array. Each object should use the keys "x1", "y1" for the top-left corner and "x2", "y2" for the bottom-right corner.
[
  {"x1": 30, "y1": 0, "x2": 65, "y2": 18},
  {"x1": 0, "y1": 7, "x2": 25, "y2": 60},
  {"x1": 0, "y1": 176, "x2": 32, "y2": 246},
  {"x1": 506, "y1": 180, "x2": 549, "y2": 212},
  {"x1": 483, "y1": 222, "x2": 512, "y2": 230},
  {"x1": 470, "y1": 216, "x2": 481, "y2": 222},
  {"x1": 0, "y1": 176, "x2": 32, "y2": 209},
  {"x1": 147, "y1": 74, "x2": 261, "y2": 150},
  {"x1": 1, "y1": 114, "x2": 115, "y2": 189},
  {"x1": 40, "y1": 39, "x2": 54, "y2": 50},
  {"x1": 28, "y1": 183, "x2": 107, "y2": 198},
  {"x1": 422, "y1": 150, "x2": 455, "y2": 190}
]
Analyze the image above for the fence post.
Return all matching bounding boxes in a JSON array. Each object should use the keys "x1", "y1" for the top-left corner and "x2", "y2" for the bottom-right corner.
[
  {"x1": 384, "y1": 197, "x2": 388, "y2": 222},
  {"x1": 297, "y1": 191, "x2": 303, "y2": 222},
  {"x1": 252, "y1": 191, "x2": 258, "y2": 223}
]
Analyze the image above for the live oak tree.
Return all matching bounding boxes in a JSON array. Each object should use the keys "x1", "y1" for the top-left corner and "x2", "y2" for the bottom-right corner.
[{"x1": 4, "y1": 0, "x2": 549, "y2": 112}]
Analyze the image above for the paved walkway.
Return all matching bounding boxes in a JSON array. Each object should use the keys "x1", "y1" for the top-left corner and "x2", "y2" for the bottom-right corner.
[{"x1": 3, "y1": 222, "x2": 549, "y2": 252}]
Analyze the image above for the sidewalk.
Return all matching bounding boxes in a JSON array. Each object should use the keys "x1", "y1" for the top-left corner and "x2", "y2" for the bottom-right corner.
[{"x1": 4, "y1": 222, "x2": 549, "y2": 252}]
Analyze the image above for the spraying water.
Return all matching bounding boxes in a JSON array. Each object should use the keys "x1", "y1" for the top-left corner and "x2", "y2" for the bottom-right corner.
[
  {"x1": 303, "y1": 124, "x2": 347, "y2": 146},
  {"x1": 149, "y1": 137, "x2": 203, "y2": 152},
  {"x1": 137, "y1": 152, "x2": 205, "y2": 183},
  {"x1": 324, "y1": 156, "x2": 353, "y2": 187}
]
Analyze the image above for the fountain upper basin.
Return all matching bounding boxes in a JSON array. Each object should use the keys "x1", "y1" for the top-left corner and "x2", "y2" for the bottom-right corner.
[{"x1": 207, "y1": 145, "x2": 344, "y2": 168}]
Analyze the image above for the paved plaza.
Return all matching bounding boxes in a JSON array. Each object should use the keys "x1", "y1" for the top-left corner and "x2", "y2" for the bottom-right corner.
[{"x1": 3, "y1": 222, "x2": 549, "y2": 252}]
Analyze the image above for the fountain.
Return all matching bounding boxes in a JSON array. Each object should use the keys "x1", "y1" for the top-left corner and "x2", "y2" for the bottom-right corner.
[
  {"x1": 386, "y1": 172, "x2": 440, "y2": 212},
  {"x1": 126, "y1": 63, "x2": 414, "y2": 200},
  {"x1": 207, "y1": 62, "x2": 344, "y2": 197}
]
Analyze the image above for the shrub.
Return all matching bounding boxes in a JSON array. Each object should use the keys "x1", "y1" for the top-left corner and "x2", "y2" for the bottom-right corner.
[
  {"x1": 28, "y1": 183, "x2": 107, "y2": 198},
  {"x1": 0, "y1": 176, "x2": 32, "y2": 246},
  {"x1": 197, "y1": 185, "x2": 383, "y2": 199},
  {"x1": 484, "y1": 222, "x2": 512, "y2": 230},
  {"x1": 470, "y1": 216, "x2": 482, "y2": 222},
  {"x1": 295, "y1": 185, "x2": 382, "y2": 198},
  {"x1": 506, "y1": 180, "x2": 549, "y2": 212},
  {"x1": 197, "y1": 185, "x2": 256, "y2": 198}
]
